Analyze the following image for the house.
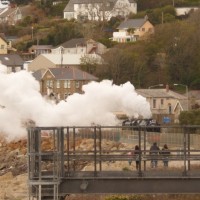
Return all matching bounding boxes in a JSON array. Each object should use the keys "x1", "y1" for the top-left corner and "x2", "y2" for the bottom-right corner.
[
  {"x1": 32, "y1": 67, "x2": 98, "y2": 100},
  {"x1": 175, "y1": 7, "x2": 199, "y2": 17},
  {"x1": 0, "y1": 0, "x2": 10, "y2": 9},
  {"x1": 63, "y1": 0, "x2": 137, "y2": 21},
  {"x1": 0, "y1": 33, "x2": 9, "y2": 54},
  {"x1": 28, "y1": 53, "x2": 103, "y2": 72},
  {"x1": 0, "y1": 33, "x2": 17, "y2": 54},
  {"x1": 0, "y1": 54, "x2": 24, "y2": 73},
  {"x1": 112, "y1": 16, "x2": 154, "y2": 43},
  {"x1": 136, "y1": 85, "x2": 188, "y2": 124},
  {"x1": 51, "y1": 38, "x2": 107, "y2": 55},
  {"x1": 28, "y1": 45, "x2": 53, "y2": 57},
  {"x1": 0, "y1": 6, "x2": 22, "y2": 25}
]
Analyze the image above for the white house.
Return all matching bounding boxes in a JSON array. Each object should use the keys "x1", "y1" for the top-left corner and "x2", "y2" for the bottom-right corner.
[
  {"x1": 175, "y1": 7, "x2": 199, "y2": 16},
  {"x1": 51, "y1": 38, "x2": 107, "y2": 55},
  {"x1": 63, "y1": 0, "x2": 137, "y2": 21},
  {"x1": 112, "y1": 16, "x2": 154, "y2": 43}
]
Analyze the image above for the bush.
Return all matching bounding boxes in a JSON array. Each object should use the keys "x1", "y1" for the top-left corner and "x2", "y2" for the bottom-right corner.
[{"x1": 179, "y1": 110, "x2": 200, "y2": 125}]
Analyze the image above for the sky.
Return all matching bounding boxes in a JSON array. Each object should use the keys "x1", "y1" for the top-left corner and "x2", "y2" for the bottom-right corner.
[{"x1": 0, "y1": 64, "x2": 151, "y2": 141}]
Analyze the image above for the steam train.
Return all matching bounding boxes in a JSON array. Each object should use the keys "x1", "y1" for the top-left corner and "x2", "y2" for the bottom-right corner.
[{"x1": 122, "y1": 118, "x2": 161, "y2": 132}]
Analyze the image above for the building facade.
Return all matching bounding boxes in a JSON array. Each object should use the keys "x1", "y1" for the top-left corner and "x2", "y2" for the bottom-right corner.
[
  {"x1": 64, "y1": 0, "x2": 137, "y2": 21},
  {"x1": 136, "y1": 86, "x2": 188, "y2": 124},
  {"x1": 112, "y1": 16, "x2": 154, "y2": 43},
  {"x1": 32, "y1": 67, "x2": 98, "y2": 100}
]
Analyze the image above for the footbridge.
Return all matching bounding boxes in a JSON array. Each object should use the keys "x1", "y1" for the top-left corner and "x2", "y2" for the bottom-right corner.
[{"x1": 27, "y1": 125, "x2": 200, "y2": 200}]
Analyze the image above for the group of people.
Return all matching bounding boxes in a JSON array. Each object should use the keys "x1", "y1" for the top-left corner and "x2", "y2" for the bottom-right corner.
[{"x1": 129, "y1": 142, "x2": 170, "y2": 170}]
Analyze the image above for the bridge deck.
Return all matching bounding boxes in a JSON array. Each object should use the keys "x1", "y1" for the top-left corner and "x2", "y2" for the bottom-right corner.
[{"x1": 27, "y1": 126, "x2": 200, "y2": 199}]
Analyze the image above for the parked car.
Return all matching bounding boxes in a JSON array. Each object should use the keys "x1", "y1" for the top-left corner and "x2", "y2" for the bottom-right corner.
[{"x1": 122, "y1": 118, "x2": 161, "y2": 132}]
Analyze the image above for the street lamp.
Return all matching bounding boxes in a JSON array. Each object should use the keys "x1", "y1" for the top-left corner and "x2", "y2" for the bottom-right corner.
[
  {"x1": 148, "y1": 84, "x2": 164, "y2": 89},
  {"x1": 174, "y1": 83, "x2": 189, "y2": 111}
]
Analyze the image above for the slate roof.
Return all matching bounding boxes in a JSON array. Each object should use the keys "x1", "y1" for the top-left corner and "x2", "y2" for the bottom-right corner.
[
  {"x1": 30, "y1": 45, "x2": 53, "y2": 50},
  {"x1": 136, "y1": 89, "x2": 187, "y2": 99},
  {"x1": 0, "y1": 54, "x2": 24, "y2": 66},
  {"x1": 117, "y1": 18, "x2": 147, "y2": 29},
  {"x1": 33, "y1": 67, "x2": 98, "y2": 81},
  {"x1": 59, "y1": 38, "x2": 87, "y2": 48},
  {"x1": 31, "y1": 69, "x2": 46, "y2": 81}
]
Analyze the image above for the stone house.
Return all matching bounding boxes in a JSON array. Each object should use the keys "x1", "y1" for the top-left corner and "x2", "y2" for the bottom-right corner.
[
  {"x1": 112, "y1": 16, "x2": 154, "y2": 43},
  {"x1": 32, "y1": 67, "x2": 98, "y2": 100},
  {"x1": 63, "y1": 0, "x2": 137, "y2": 21},
  {"x1": 136, "y1": 85, "x2": 188, "y2": 124}
]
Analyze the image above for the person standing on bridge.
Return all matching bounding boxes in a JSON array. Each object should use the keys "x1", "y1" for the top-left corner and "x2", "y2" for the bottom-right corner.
[
  {"x1": 161, "y1": 144, "x2": 170, "y2": 167},
  {"x1": 134, "y1": 145, "x2": 140, "y2": 170},
  {"x1": 150, "y1": 142, "x2": 160, "y2": 168}
]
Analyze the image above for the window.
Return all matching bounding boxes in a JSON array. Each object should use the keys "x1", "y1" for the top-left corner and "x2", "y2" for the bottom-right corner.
[
  {"x1": 1, "y1": 45, "x2": 4, "y2": 49},
  {"x1": 168, "y1": 103, "x2": 172, "y2": 114},
  {"x1": 142, "y1": 28, "x2": 145, "y2": 32},
  {"x1": 46, "y1": 80, "x2": 53, "y2": 88},
  {"x1": 56, "y1": 80, "x2": 60, "y2": 88},
  {"x1": 161, "y1": 99, "x2": 164, "y2": 107},
  {"x1": 153, "y1": 99, "x2": 156, "y2": 108},
  {"x1": 75, "y1": 81, "x2": 80, "y2": 88},
  {"x1": 64, "y1": 80, "x2": 71, "y2": 88}
]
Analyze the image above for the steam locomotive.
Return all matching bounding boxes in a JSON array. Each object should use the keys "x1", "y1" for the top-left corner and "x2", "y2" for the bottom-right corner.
[{"x1": 122, "y1": 118, "x2": 161, "y2": 132}]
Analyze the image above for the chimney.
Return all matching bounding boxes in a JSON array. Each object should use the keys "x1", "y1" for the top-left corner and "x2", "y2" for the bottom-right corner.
[{"x1": 166, "y1": 84, "x2": 169, "y2": 92}]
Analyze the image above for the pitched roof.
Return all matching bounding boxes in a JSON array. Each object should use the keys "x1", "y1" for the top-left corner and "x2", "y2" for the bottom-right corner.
[
  {"x1": 0, "y1": 54, "x2": 24, "y2": 66},
  {"x1": 136, "y1": 89, "x2": 187, "y2": 99},
  {"x1": 0, "y1": 7, "x2": 19, "y2": 17},
  {"x1": 33, "y1": 67, "x2": 98, "y2": 81},
  {"x1": 31, "y1": 68, "x2": 46, "y2": 81},
  {"x1": 64, "y1": 0, "x2": 135, "y2": 12},
  {"x1": 41, "y1": 53, "x2": 102, "y2": 65},
  {"x1": 29, "y1": 45, "x2": 53, "y2": 50},
  {"x1": 60, "y1": 38, "x2": 87, "y2": 48},
  {"x1": 117, "y1": 18, "x2": 147, "y2": 29}
]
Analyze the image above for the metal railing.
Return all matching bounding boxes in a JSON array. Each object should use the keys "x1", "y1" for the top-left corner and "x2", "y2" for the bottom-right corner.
[{"x1": 27, "y1": 125, "x2": 200, "y2": 199}]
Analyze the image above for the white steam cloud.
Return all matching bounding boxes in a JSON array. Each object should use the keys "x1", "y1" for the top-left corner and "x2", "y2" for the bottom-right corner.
[{"x1": 0, "y1": 70, "x2": 151, "y2": 141}]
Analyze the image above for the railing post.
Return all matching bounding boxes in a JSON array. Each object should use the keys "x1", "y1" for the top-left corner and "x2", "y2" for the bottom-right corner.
[
  {"x1": 99, "y1": 126, "x2": 102, "y2": 171},
  {"x1": 144, "y1": 129, "x2": 147, "y2": 171},
  {"x1": 60, "y1": 127, "x2": 65, "y2": 178},
  {"x1": 138, "y1": 127, "x2": 142, "y2": 177},
  {"x1": 73, "y1": 127, "x2": 76, "y2": 171},
  {"x1": 183, "y1": 127, "x2": 187, "y2": 176},
  {"x1": 187, "y1": 128, "x2": 191, "y2": 171},
  {"x1": 67, "y1": 127, "x2": 70, "y2": 176},
  {"x1": 94, "y1": 126, "x2": 97, "y2": 176}
]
